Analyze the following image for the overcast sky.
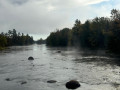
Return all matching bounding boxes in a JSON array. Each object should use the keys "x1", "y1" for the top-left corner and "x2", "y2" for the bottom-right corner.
[{"x1": 0, "y1": 0, "x2": 120, "y2": 40}]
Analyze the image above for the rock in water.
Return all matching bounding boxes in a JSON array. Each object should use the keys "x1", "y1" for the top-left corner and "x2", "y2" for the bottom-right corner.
[
  {"x1": 28, "y1": 56, "x2": 34, "y2": 60},
  {"x1": 21, "y1": 81, "x2": 27, "y2": 85},
  {"x1": 5, "y1": 78, "x2": 12, "y2": 81},
  {"x1": 57, "y1": 51, "x2": 61, "y2": 53},
  {"x1": 47, "y1": 80, "x2": 57, "y2": 83},
  {"x1": 65, "y1": 80, "x2": 80, "y2": 89}
]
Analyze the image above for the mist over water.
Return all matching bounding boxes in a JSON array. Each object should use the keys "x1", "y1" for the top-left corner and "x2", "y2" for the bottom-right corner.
[{"x1": 0, "y1": 44, "x2": 120, "y2": 90}]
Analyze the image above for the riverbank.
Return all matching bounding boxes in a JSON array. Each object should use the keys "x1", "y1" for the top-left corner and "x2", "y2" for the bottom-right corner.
[{"x1": 0, "y1": 46, "x2": 6, "y2": 50}]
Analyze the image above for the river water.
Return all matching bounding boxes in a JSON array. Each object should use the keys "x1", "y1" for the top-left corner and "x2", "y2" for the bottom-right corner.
[{"x1": 0, "y1": 44, "x2": 120, "y2": 90}]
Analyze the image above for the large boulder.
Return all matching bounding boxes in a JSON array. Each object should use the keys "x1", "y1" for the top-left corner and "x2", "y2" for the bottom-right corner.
[
  {"x1": 65, "y1": 80, "x2": 80, "y2": 89},
  {"x1": 28, "y1": 56, "x2": 34, "y2": 60}
]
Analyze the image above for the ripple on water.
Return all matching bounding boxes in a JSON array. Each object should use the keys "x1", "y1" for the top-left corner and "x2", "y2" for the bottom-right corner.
[{"x1": 0, "y1": 45, "x2": 120, "y2": 90}]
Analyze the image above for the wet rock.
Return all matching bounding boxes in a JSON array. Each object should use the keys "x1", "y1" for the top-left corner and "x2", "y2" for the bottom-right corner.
[
  {"x1": 47, "y1": 80, "x2": 57, "y2": 83},
  {"x1": 65, "y1": 80, "x2": 80, "y2": 89},
  {"x1": 111, "y1": 82, "x2": 120, "y2": 88},
  {"x1": 5, "y1": 78, "x2": 12, "y2": 81},
  {"x1": 4, "y1": 51, "x2": 10, "y2": 53},
  {"x1": 21, "y1": 81, "x2": 27, "y2": 85},
  {"x1": 28, "y1": 56, "x2": 34, "y2": 60},
  {"x1": 57, "y1": 51, "x2": 61, "y2": 53}
]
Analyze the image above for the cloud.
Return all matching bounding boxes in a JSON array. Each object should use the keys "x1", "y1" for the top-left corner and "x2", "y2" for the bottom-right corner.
[
  {"x1": 85, "y1": 0, "x2": 110, "y2": 5},
  {"x1": 0, "y1": 0, "x2": 119, "y2": 40},
  {"x1": 8, "y1": 0, "x2": 28, "y2": 5},
  {"x1": 0, "y1": 0, "x2": 69, "y2": 33}
]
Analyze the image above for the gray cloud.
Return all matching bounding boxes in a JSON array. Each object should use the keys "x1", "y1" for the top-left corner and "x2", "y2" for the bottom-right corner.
[
  {"x1": 0, "y1": 0, "x2": 72, "y2": 37},
  {"x1": 8, "y1": 0, "x2": 28, "y2": 5},
  {"x1": 0, "y1": 0, "x2": 118, "y2": 40}
]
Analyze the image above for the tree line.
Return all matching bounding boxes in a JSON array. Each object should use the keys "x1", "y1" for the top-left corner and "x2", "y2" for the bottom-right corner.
[
  {"x1": 0, "y1": 29, "x2": 34, "y2": 49},
  {"x1": 36, "y1": 38, "x2": 46, "y2": 44},
  {"x1": 46, "y1": 9, "x2": 120, "y2": 54}
]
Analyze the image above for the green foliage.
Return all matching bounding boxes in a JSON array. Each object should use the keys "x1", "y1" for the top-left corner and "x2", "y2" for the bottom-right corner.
[
  {"x1": 47, "y1": 17, "x2": 110, "y2": 49},
  {"x1": 46, "y1": 9, "x2": 120, "y2": 54},
  {"x1": 46, "y1": 28, "x2": 72, "y2": 46},
  {"x1": 0, "y1": 34, "x2": 7, "y2": 47},
  {"x1": 0, "y1": 29, "x2": 34, "y2": 49},
  {"x1": 107, "y1": 9, "x2": 120, "y2": 53},
  {"x1": 36, "y1": 38, "x2": 46, "y2": 44}
]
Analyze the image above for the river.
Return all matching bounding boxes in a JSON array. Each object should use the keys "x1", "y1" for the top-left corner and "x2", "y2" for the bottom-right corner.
[{"x1": 0, "y1": 44, "x2": 120, "y2": 90}]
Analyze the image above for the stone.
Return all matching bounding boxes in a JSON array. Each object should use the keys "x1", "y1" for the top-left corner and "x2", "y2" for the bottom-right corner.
[
  {"x1": 47, "y1": 80, "x2": 57, "y2": 83},
  {"x1": 21, "y1": 81, "x2": 27, "y2": 85},
  {"x1": 5, "y1": 78, "x2": 11, "y2": 81},
  {"x1": 28, "y1": 56, "x2": 34, "y2": 60},
  {"x1": 65, "y1": 80, "x2": 80, "y2": 89},
  {"x1": 57, "y1": 51, "x2": 61, "y2": 53}
]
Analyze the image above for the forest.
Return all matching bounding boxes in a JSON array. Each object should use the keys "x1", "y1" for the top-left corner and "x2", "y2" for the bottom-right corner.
[
  {"x1": 0, "y1": 29, "x2": 34, "y2": 50},
  {"x1": 46, "y1": 9, "x2": 120, "y2": 54},
  {"x1": 36, "y1": 38, "x2": 46, "y2": 44},
  {"x1": 1, "y1": 9, "x2": 120, "y2": 54}
]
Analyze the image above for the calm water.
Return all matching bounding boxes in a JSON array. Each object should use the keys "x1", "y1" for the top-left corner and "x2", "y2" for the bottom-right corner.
[{"x1": 0, "y1": 44, "x2": 120, "y2": 90}]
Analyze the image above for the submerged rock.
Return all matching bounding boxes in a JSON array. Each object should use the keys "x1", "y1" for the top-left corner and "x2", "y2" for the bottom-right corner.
[
  {"x1": 5, "y1": 78, "x2": 10, "y2": 81},
  {"x1": 5, "y1": 78, "x2": 12, "y2": 81},
  {"x1": 28, "y1": 56, "x2": 34, "y2": 60},
  {"x1": 21, "y1": 81, "x2": 27, "y2": 85},
  {"x1": 65, "y1": 80, "x2": 80, "y2": 89},
  {"x1": 57, "y1": 51, "x2": 61, "y2": 53},
  {"x1": 47, "y1": 80, "x2": 57, "y2": 83}
]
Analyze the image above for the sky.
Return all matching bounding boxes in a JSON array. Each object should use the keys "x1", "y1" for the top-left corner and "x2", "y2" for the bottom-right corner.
[{"x1": 0, "y1": 0, "x2": 120, "y2": 40}]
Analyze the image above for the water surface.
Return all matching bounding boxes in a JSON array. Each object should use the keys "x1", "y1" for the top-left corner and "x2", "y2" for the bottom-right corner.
[{"x1": 0, "y1": 44, "x2": 120, "y2": 90}]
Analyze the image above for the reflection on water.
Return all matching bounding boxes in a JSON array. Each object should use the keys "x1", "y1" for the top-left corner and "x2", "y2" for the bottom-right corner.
[{"x1": 0, "y1": 44, "x2": 120, "y2": 90}]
